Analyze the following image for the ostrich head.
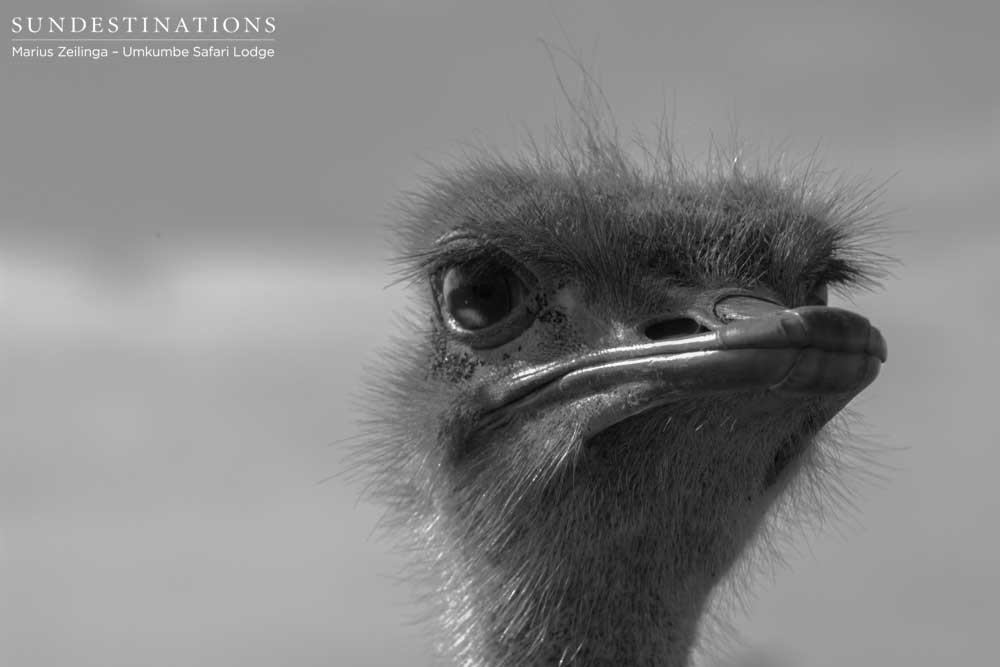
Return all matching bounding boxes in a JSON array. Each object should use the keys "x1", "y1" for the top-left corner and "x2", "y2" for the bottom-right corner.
[{"x1": 360, "y1": 123, "x2": 887, "y2": 666}]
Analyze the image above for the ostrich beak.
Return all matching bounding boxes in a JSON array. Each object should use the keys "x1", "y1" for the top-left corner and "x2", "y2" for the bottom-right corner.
[{"x1": 480, "y1": 305, "x2": 886, "y2": 435}]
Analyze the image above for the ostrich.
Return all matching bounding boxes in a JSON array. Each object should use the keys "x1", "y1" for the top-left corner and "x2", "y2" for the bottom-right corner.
[{"x1": 358, "y1": 111, "x2": 888, "y2": 666}]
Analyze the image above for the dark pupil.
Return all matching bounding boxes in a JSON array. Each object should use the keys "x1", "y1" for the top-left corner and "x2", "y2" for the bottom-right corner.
[{"x1": 446, "y1": 271, "x2": 513, "y2": 330}]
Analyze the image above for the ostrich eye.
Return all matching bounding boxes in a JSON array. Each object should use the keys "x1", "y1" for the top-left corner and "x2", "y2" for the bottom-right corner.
[
  {"x1": 805, "y1": 283, "x2": 829, "y2": 306},
  {"x1": 442, "y1": 262, "x2": 525, "y2": 330},
  {"x1": 438, "y1": 258, "x2": 534, "y2": 348},
  {"x1": 444, "y1": 267, "x2": 518, "y2": 329}
]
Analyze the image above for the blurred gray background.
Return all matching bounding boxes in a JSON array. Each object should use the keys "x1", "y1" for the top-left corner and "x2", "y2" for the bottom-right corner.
[{"x1": 2, "y1": 0, "x2": 997, "y2": 665}]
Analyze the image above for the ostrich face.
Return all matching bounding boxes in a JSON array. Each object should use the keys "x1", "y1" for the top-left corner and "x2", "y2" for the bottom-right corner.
[
  {"x1": 372, "y1": 157, "x2": 886, "y2": 663},
  {"x1": 434, "y1": 240, "x2": 882, "y2": 449},
  {"x1": 424, "y1": 219, "x2": 882, "y2": 556}
]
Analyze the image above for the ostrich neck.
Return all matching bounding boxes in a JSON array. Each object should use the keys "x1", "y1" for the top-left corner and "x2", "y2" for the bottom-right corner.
[
  {"x1": 433, "y1": 404, "x2": 777, "y2": 665},
  {"x1": 444, "y1": 531, "x2": 712, "y2": 667}
]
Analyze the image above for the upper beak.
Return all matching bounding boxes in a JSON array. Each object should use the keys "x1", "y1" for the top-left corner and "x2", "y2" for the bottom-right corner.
[{"x1": 478, "y1": 303, "x2": 886, "y2": 434}]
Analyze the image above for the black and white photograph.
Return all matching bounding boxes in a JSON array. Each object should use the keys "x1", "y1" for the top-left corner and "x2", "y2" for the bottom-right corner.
[{"x1": 2, "y1": 1, "x2": 997, "y2": 665}]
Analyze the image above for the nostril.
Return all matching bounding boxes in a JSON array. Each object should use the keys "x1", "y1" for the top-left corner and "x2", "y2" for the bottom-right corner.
[{"x1": 643, "y1": 318, "x2": 710, "y2": 341}]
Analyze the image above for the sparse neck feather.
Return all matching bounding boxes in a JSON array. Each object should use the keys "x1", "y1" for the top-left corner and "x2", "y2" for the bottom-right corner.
[
  {"x1": 430, "y1": 427, "x2": 740, "y2": 667},
  {"x1": 441, "y1": 533, "x2": 712, "y2": 666}
]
